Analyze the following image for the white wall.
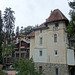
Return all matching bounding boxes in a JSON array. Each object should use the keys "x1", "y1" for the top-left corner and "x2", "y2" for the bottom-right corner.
[
  {"x1": 34, "y1": 48, "x2": 47, "y2": 63},
  {"x1": 67, "y1": 49, "x2": 75, "y2": 65}
]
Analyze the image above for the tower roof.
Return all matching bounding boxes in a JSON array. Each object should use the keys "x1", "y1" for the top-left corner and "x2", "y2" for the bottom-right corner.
[{"x1": 46, "y1": 9, "x2": 68, "y2": 22}]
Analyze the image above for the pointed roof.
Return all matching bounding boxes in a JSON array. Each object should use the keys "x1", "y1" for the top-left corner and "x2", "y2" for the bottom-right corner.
[
  {"x1": 46, "y1": 9, "x2": 68, "y2": 22},
  {"x1": 28, "y1": 9, "x2": 69, "y2": 37}
]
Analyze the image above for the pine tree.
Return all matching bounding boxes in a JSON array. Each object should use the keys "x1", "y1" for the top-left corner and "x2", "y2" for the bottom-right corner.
[{"x1": 0, "y1": 11, "x2": 3, "y2": 64}]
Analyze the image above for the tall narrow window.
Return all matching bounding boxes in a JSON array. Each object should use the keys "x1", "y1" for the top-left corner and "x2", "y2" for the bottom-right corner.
[
  {"x1": 39, "y1": 66, "x2": 42, "y2": 72},
  {"x1": 54, "y1": 34, "x2": 57, "y2": 42},
  {"x1": 55, "y1": 68, "x2": 59, "y2": 75},
  {"x1": 40, "y1": 37, "x2": 42, "y2": 44},
  {"x1": 39, "y1": 50, "x2": 42, "y2": 56}
]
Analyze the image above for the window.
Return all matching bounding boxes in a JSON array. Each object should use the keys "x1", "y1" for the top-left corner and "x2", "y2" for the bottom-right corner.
[
  {"x1": 16, "y1": 53, "x2": 19, "y2": 57},
  {"x1": 39, "y1": 50, "x2": 42, "y2": 56},
  {"x1": 40, "y1": 37, "x2": 42, "y2": 44},
  {"x1": 55, "y1": 23, "x2": 59, "y2": 27},
  {"x1": 55, "y1": 23, "x2": 59, "y2": 30},
  {"x1": 55, "y1": 68, "x2": 59, "y2": 75},
  {"x1": 54, "y1": 34, "x2": 57, "y2": 42},
  {"x1": 39, "y1": 66, "x2": 42, "y2": 72},
  {"x1": 21, "y1": 53, "x2": 24, "y2": 58},
  {"x1": 55, "y1": 50, "x2": 58, "y2": 56},
  {"x1": 40, "y1": 30, "x2": 42, "y2": 33}
]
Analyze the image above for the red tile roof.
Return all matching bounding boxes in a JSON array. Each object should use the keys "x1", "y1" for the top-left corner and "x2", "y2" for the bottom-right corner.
[
  {"x1": 27, "y1": 31, "x2": 35, "y2": 37},
  {"x1": 46, "y1": 9, "x2": 68, "y2": 22},
  {"x1": 38, "y1": 23, "x2": 46, "y2": 28},
  {"x1": 28, "y1": 9, "x2": 68, "y2": 37},
  {"x1": 28, "y1": 24, "x2": 45, "y2": 37}
]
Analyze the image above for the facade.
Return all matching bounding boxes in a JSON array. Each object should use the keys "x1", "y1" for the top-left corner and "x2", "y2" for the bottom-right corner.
[
  {"x1": 14, "y1": 40, "x2": 30, "y2": 61},
  {"x1": 28, "y1": 9, "x2": 75, "y2": 75}
]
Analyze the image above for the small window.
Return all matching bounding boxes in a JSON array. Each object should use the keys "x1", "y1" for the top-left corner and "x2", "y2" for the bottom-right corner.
[
  {"x1": 55, "y1": 50, "x2": 58, "y2": 56},
  {"x1": 40, "y1": 37, "x2": 42, "y2": 44},
  {"x1": 39, "y1": 66, "x2": 42, "y2": 72},
  {"x1": 55, "y1": 23, "x2": 59, "y2": 27},
  {"x1": 40, "y1": 30, "x2": 42, "y2": 33},
  {"x1": 16, "y1": 53, "x2": 19, "y2": 57},
  {"x1": 21, "y1": 53, "x2": 24, "y2": 58},
  {"x1": 55, "y1": 23, "x2": 59, "y2": 30},
  {"x1": 54, "y1": 34, "x2": 57, "y2": 42},
  {"x1": 55, "y1": 68, "x2": 59, "y2": 75},
  {"x1": 39, "y1": 50, "x2": 42, "y2": 56}
]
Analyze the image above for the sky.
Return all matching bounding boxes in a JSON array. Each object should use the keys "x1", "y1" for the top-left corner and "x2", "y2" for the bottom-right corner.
[{"x1": 0, "y1": 0, "x2": 72, "y2": 30}]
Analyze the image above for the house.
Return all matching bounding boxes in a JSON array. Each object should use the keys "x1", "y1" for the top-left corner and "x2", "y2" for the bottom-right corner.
[
  {"x1": 28, "y1": 9, "x2": 75, "y2": 75},
  {"x1": 14, "y1": 40, "x2": 30, "y2": 61},
  {"x1": 3, "y1": 34, "x2": 30, "y2": 69}
]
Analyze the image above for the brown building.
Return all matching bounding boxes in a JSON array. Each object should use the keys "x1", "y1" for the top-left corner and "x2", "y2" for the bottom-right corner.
[{"x1": 14, "y1": 40, "x2": 30, "y2": 61}]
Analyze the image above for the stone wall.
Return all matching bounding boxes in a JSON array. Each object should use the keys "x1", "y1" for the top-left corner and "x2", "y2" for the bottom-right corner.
[{"x1": 35, "y1": 63, "x2": 69, "y2": 75}]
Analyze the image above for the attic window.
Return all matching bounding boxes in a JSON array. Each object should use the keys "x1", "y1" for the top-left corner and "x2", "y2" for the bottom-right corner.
[{"x1": 55, "y1": 23, "x2": 59, "y2": 27}]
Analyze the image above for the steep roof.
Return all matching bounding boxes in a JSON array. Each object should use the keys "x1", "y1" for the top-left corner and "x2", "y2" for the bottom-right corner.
[
  {"x1": 27, "y1": 24, "x2": 46, "y2": 37},
  {"x1": 46, "y1": 9, "x2": 68, "y2": 22},
  {"x1": 28, "y1": 9, "x2": 69, "y2": 37}
]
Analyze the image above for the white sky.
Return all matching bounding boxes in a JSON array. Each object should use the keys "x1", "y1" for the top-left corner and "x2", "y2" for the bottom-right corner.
[{"x1": 0, "y1": 0, "x2": 72, "y2": 30}]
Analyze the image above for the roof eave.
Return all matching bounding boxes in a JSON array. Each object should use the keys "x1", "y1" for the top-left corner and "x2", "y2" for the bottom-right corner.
[{"x1": 45, "y1": 19, "x2": 69, "y2": 25}]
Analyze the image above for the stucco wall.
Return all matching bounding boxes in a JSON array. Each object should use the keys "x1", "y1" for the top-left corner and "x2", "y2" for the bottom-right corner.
[
  {"x1": 30, "y1": 21, "x2": 67, "y2": 64},
  {"x1": 30, "y1": 37, "x2": 35, "y2": 58}
]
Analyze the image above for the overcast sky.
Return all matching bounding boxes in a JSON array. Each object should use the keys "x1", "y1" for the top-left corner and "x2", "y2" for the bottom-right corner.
[{"x1": 0, "y1": 0, "x2": 72, "y2": 29}]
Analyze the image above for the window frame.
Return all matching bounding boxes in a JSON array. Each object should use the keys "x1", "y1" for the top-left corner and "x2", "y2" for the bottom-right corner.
[
  {"x1": 55, "y1": 50, "x2": 58, "y2": 56},
  {"x1": 55, "y1": 68, "x2": 59, "y2": 75},
  {"x1": 54, "y1": 34, "x2": 57, "y2": 42},
  {"x1": 40, "y1": 37, "x2": 42, "y2": 45},
  {"x1": 39, "y1": 50, "x2": 42, "y2": 56}
]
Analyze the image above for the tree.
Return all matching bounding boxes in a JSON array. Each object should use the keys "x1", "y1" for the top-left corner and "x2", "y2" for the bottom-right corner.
[
  {"x1": 16, "y1": 26, "x2": 19, "y2": 37},
  {"x1": 0, "y1": 68, "x2": 4, "y2": 75},
  {"x1": 66, "y1": 1, "x2": 75, "y2": 47},
  {"x1": 3, "y1": 7, "x2": 15, "y2": 43},
  {"x1": 3, "y1": 7, "x2": 15, "y2": 63},
  {"x1": 23, "y1": 26, "x2": 34, "y2": 35},
  {"x1": 14, "y1": 59, "x2": 44, "y2": 75},
  {"x1": 0, "y1": 11, "x2": 4, "y2": 64}
]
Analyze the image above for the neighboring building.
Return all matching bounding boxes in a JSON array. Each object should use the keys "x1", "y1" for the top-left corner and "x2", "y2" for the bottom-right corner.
[
  {"x1": 14, "y1": 40, "x2": 30, "y2": 61},
  {"x1": 3, "y1": 34, "x2": 30, "y2": 68},
  {"x1": 28, "y1": 9, "x2": 75, "y2": 75}
]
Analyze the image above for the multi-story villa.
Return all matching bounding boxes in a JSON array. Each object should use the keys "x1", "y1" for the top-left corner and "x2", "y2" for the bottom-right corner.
[{"x1": 28, "y1": 9, "x2": 75, "y2": 75}]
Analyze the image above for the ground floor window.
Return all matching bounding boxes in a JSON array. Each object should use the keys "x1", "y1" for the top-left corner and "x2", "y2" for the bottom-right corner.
[
  {"x1": 16, "y1": 53, "x2": 19, "y2": 57},
  {"x1": 39, "y1": 66, "x2": 42, "y2": 72},
  {"x1": 55, "y1": 68, "x2": 59, "y2": 75}
]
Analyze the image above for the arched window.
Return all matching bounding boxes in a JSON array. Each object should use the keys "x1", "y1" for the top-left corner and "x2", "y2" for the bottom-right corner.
[{"x1": 54, "y1": 34, "x2": 57, "y2": 42}]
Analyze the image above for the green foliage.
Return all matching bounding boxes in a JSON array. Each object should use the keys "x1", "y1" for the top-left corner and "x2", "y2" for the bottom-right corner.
[
  {"x1": 0, "y1": 68, "x2": 4, "y2": 75},
  {"x1": 14, "y1": 59, "x2": 43, "y2": 75},
  {"x1": 23, "y1": 26, "x2": 34, "y2": 35},
  {"x1": 16, "y1": 26, "x2": 19, "y2": 36},
  {"x1": 3, "y1": 7, "x2": 15, "y2": 43},
  {"x1": 0, "y1": 11, "x2": 3, "y2": 64},
  {"x1": 66, "y1": 1, "x2": 75, "y2": 39}
]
